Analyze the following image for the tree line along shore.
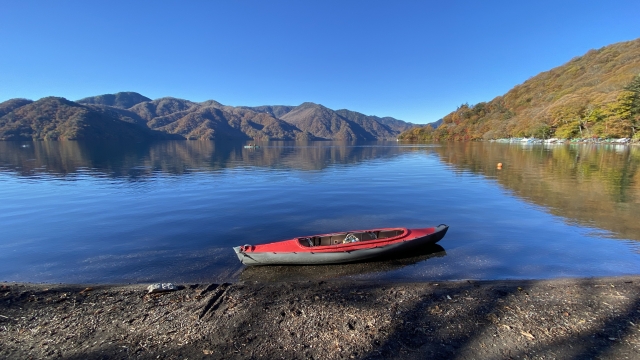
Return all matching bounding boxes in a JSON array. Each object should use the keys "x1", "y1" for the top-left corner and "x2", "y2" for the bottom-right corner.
[{"x1": 399, "y1": 38, "x2": 640, "y2": 143}]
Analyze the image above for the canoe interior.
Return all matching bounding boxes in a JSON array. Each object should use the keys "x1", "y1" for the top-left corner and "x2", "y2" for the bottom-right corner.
[{"x1": 297, "y1": 229, "x2": 404, "y2": 247}]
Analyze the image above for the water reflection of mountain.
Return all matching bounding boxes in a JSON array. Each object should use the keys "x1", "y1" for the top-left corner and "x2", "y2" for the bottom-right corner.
[
  {"x1": 431, "y1": 142, "x2": 640, "y2": 241},
  {"x1": 239, "y1": 244, "x2": 446, "y2": 283},
  {"x1": 0, "y1": 141, "x2": 411, "y2": 179}
]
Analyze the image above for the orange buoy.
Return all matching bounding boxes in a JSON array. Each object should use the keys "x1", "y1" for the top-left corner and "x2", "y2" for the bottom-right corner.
[{"x1": 497, "y1": 162, "x2": 503, "y2": 169}]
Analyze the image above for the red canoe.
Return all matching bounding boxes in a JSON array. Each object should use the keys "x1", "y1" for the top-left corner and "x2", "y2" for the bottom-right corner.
[{"x1": 233, "y1": 224, "x2": 449, "y2": 265}]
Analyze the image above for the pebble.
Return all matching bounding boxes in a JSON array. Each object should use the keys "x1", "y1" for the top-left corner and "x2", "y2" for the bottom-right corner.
[{"x1": 147, "y1": 283, "x2": 179, "y2": 294}]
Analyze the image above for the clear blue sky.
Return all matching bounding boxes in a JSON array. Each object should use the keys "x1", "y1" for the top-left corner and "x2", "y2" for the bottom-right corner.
[{"x1": 1, "y1": 1, "x2": 639, "y2": 123}]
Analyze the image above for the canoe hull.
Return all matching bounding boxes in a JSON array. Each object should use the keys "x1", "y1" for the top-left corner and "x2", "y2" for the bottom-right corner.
[{"x1": 234, "y1": 224, "x2": 448, "y2": 266}]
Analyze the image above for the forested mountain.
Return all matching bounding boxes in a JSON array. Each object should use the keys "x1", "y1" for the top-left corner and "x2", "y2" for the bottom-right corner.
[
  {"x1": 372, "y1": 115, "x2": 416, "y2": 133},
  {"x1": 77, "y1": 92, "x2": 151, "y2": 109},
  {"x1": 335, "y1": 109, "x2": 413, "y2": 137},
  {"x1": 0, "y1": 99, "x2": 33, "y2": 118},
  {"x1": 128, "y1": 97, "x2": 200, "y2": 122},
  {"x1": 280, "y1": 103, "x2": 381, "y2": 140},
  {"x1": 0, "y1": 97, "x2": 176, "y2": 141},
  {"x1": 400, "y1": 37, "x2": 640, "y2": 141},
  {"x1": 244, "y1": 105, "x2": 295, "y2": 119},
  {"x1": 146, "y1": 103, "x2": 307, "y2": 140},
  {"x1": 0, "y1": 94, "x2": 413, "y2": 141}
]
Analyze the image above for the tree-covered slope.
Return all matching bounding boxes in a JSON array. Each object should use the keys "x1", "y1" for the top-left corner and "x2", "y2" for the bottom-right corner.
[
  {"x1": 400, "y1": 37, "x2": 640, "y2": 141},
  {"x1": 372, "y1": 116, "x2": 416, "y2": 134},
  {"x1": 280, "y1": 102, "x2": 404, "y2": 140},
  {"x1": 0, "y1": 99, "x2": 33, "y2": 118},
  {"x1": 152, "y1": 106, "x2": 309, "y2": 140},
  {"x1": 335, "y1": 109, "x2": 412, "y2": 139},
  {"x1": 127, "y1": 99, "x2": 309, "y2": 140},
  {"x1": 1, "y1": 94, "x2": 414, "y2": 141},
  {"x1": 77, "y1": 92, "x2": 151, "y2": 109},
  {"x1": 0, "y1": 97, "x2": 168, "y2": 141},
  {"x1": 128, "y1": 97, "x2": 200, "y2": 122},
  {"x1": 244, "y1": 105, "x2": 295, "y2": 119}
]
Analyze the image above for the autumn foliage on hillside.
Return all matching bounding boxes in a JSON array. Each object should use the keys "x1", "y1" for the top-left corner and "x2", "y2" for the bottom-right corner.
[
  {"x1": 400, "y1": 38, "x2": 640, "y2": 141},
  {"x1": 0, "y1": 95, "x2": 414, "y2": 141}
]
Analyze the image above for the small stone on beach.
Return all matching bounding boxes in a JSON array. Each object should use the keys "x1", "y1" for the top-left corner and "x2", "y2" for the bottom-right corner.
[{"x1": 147, "y1": 283, "x2": 179, "y2": 293}]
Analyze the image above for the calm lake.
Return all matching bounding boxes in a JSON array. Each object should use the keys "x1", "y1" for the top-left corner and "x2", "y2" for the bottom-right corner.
[{"x1": 1, "y1": 140, "x2": 639, "y2": 284}]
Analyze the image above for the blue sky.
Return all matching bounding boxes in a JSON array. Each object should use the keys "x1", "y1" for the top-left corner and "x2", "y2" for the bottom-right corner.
[{"x1": 1, "y1": 1, "x2": 639, "y2": 123}]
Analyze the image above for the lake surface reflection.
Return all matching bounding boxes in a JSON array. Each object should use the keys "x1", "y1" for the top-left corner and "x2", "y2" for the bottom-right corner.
[{"x1": 1, "y1": 140, "x2": 639, "y2": 284}]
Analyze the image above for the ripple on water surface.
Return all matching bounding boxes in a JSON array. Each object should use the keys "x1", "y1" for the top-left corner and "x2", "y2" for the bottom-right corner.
[{"x1": 0, "y1": 141, "x2": 639, "y2": 283}]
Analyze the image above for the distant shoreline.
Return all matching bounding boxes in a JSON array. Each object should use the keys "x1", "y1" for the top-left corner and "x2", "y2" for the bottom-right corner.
[
  {"x1": 487, "y1": 137, "x2": 638, "y2": 145},
  {"x1": 399, "y1": 137, "x2": 640, "y2": 145},
  {"x1": 2, "y1": 137, "x2": 639, "y2": 144}
]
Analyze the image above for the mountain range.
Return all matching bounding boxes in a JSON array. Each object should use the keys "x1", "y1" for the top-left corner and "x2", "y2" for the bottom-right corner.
[
  {"x1": 5, "y1": 37, "x2": 640, "y2": 143},
  {"x1": 0, "y1": 93, "x2": 415, "y2": 141},
  {"x1": 400, "y1": 37, "x2": 640, "y2": 141}
]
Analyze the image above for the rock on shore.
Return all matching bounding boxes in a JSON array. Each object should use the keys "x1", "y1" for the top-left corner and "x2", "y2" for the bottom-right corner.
[{"x1": 1, "y1": 277, "x2": 640, "y2": 359}]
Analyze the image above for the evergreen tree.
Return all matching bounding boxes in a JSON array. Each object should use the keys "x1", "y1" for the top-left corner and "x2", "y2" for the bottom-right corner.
[{"x1": 624, "y1": 74, "x2": 640, "y2": 117}]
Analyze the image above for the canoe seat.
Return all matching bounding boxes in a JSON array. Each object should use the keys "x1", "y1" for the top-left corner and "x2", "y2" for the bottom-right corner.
[
  {"x1": 298, "y1": 237, "x2": 323, "y2": 247},
  {"x1": 378, "y1": 230, "x2": 401, "y2": 239}
]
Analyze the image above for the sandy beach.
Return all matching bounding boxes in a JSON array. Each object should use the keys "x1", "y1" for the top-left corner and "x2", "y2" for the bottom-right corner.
[{"x1": 2, "y1": 276, "x2": 640, "y2": 359}]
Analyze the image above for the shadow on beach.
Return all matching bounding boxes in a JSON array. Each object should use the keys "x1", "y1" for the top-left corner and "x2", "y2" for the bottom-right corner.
[{"x1": 3, "y1": 274, "x2": 640, "y2": 359}]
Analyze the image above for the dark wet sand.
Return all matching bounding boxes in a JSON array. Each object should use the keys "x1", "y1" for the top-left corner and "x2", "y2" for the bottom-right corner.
[{"x1": 1, "y1": 276, "x2": 640, "y2": 359}]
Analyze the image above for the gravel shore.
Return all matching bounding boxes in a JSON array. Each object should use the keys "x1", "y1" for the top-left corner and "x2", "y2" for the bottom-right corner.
[{"x1": 2, "y1": 276, "x2": 640, "y2": 359}]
